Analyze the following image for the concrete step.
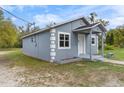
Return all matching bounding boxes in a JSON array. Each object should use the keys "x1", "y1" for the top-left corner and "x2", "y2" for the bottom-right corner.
[{"x1": 59, "y1": 58, "x2": 83, "y2": 64}]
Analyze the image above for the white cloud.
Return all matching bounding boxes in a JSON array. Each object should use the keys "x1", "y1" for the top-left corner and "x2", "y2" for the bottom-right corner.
[
  {"x1": 16, "y1": 6, "x2": 25, "y2": 12},
  {"x1": 2, "y1": 5, "x2": 124, "y2": 29},
  {"x1": 102, "y1": 6, "x2": 124, "y2": 28},
  {"x1": 59, "y1": 6, "x2": 99, "y2": 19},
  {"x1": 0, "y1": 5, "x2": 16, "y2": 12},
  {"x1": 110, "y1": 6, "x2": 124, "y2": 16},
  {"x1": 0, "y1": 5, "x2": 25, "y2": 12},
  {"x1": 38, "y1": 5, "x2": 48, "y2": 8},
  {"x1": 1, "y1": 5, "x2": 48, "y2": 13},
  {"x1": 33, "y1": 6, "x2": 124, "y2": 28},
  {"x1": 11, "y1": 17, "x2": 17, "y2": 22},
  {"x1": 33, "y1": 14, "x2": 63, "y2": 27},
  {"x1": 70, "y1": 5, "x2": 124, "y2": 28},
  {"x1": 108, "y1": 17, "x2": 124, "y2": 28}
]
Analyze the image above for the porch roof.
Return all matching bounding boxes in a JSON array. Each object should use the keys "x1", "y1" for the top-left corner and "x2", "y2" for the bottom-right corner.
[{"x1": 72, "y1": 22, "x2": 107, "y2": 33}]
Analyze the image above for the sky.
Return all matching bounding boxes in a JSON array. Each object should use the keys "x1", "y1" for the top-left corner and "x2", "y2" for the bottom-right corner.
[{"x1": 1, "y1": 5, "x2": 124, "y2": 29}]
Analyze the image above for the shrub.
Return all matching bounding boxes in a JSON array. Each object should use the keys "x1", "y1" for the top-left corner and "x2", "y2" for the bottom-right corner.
[{"x1": 105, "y1": 45, "x2": 114, "y2": 50}]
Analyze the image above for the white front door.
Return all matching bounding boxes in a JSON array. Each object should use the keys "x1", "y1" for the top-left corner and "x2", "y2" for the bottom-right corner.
[{"x1": 78, "y1": 34, "x2": 86, "y2": 56}]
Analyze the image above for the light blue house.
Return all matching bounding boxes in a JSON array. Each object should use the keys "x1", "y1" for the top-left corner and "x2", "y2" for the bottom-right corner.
[{"x1": 22, "y1": 16, "x2": 106, "y2": 64}]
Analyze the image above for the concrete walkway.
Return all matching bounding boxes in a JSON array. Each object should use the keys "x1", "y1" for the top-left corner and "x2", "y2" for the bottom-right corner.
[{"x1": 104, "y1": 58, "x2": 124, "y2": 65}]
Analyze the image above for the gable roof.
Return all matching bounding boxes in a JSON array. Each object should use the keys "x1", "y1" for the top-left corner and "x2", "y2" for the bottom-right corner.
[
  {"x1": 22, "y1": 16, "x2": 89, "y2": 39},
  {"x1": 22, "y1": 16, "x2": 107, "y2": 39},
  {"x1": 73, "y1": 23, "x2": 98, "y2": 30},
  {"x1": 73, "y1": 22, "x2": 107, "y2": 32}
]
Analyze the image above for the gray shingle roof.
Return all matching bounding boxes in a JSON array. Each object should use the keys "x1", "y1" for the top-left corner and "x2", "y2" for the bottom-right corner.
[
  {"x1": 22, "y1": 16, "x2": 107, "y2": 39},
  {"x1": 73, "y1": 22, "x2": 107, "y2": 32},
  {"x1": 22, "y1": 16, "x2": 89, "y2": 39},
  {"x1": 74, "y1": 23, "x2": 98, "y2": 30}
]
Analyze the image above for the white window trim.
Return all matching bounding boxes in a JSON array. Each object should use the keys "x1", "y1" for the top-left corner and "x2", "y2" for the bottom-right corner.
[
  {"x1": 91, "y1": 35, "x2": 96, "y2": 46},
  {"x1": 58, "y1": 32, "x2": 71, "y2": 49}
]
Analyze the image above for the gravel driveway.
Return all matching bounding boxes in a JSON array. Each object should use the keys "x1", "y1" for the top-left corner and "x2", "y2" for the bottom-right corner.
[{"x1": 0, "y1": 51, "x2": 24, "y2": 87}]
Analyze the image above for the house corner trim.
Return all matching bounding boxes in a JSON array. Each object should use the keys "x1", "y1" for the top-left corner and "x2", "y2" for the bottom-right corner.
[{"x1": 50, "y1": 29, "x2": 56, "y2": 62}]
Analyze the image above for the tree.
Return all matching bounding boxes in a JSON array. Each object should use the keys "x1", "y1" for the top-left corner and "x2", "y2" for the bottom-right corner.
[
  {"x1": 89, "y1": 12, "x2": 109, "y2": 26},
  {"x1": 32, "y1": 26, "x2": 40, "y2": 31},
  {"x1": 106, "y1": 25, "x2": 124, "y2": 48},
  {"x1": 97, "y1": 19, "x2": 109, "y2": 26},
  {"x1": 46, "y1": 21, "x2": 56, "y2": 28},
  {"x1": 106, "y1": 30, "x2": 114, "y2": 45},
  {"x1": 89, "y1": 12, "x2": 109, "y2": 50},
  {"x1": 0, "y1": 10, "x2": 19, "y2": 48},
  {"x1": 90, "y1": 12, "x2": 97, "y2": 23},
  {"x1": 0, "y1": 9, "x2": 4, "y2": 21},
  {"x1": 0, "y1": 20, "x2": 18, "y2": 48}
]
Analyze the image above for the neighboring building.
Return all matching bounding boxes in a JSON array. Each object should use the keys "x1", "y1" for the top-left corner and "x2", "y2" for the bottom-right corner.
[{"x1": 22, "y1": 16, "x2": 106, "y2": 64}]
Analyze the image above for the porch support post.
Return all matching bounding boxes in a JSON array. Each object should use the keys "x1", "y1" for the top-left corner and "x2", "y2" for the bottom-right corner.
[
  {"x1": 90, "y1": 29, "x2": 92, "y2": 60},
  {"x1": 101, "y1": 31, "x2": 104, "y2": 57}
]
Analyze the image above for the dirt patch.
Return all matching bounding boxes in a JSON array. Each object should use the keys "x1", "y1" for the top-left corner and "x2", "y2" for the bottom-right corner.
[
  {"x1": 0, "y1": 51, "x2": 15, "y2": 55},
  {"x1": 17, "y1": 68, "x2": 124, "y2": 87},
  {"x1": 101, "y1": 73, "x2": 124, "y2": 87},
  {"x1": 17, "y1": 70, "x2": 75, "y2": 87},
  {"x1": 0, "y1": 65, "x2": 26, "y2": 87},
  {"x1": 0, "y1": 51, "x2": 25, "y2": 87},
  {"x1": 0, "y1": 51, "x2": 124, "y2": 87}
]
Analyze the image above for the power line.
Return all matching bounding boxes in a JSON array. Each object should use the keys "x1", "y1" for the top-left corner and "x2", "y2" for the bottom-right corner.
[{"x1": 0, "y1": 6, "x2": 32, "y2": 24}]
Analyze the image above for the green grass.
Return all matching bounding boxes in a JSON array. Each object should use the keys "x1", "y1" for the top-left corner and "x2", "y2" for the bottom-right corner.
[
  {"x1": 0, "y1": 48, "x2": 20, "y2": 51},
  {"x1": 105, "y1": 48, "x2": 124, "y2": 61},
  {"x1": 2, "y1": 48, "x2": 124, "y2": 86},
  {"x1": 6, "y1": 49, "x2": 124, "y2": 72}
]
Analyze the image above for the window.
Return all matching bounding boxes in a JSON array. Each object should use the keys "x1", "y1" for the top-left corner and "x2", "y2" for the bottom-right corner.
[
  {"x1": 58, "y1": 32, "x2": 70, "y2": 49},
  {"x1": 91, "y1": 36, "x2": 95, "y2": 45}
]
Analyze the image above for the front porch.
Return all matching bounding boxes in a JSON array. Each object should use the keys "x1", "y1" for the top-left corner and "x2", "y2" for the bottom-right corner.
[
  {"x1": 59, "y1": 22, "x2": 106, "y2": 64},
  {"x1": 80, "y1": 54, "x2": 104, "y2": 61},
  {"x1": 73, "y1": 22, "x2": 106, "y2": 62},
  {"x1": 59, "y1": 54, "x2": 104, "y2": 64}
]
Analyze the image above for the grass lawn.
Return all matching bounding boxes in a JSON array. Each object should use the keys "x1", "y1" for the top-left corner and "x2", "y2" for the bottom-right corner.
[
  {"x1": 2, "y1": 48, "x2": 124, "y2": 86},
  {"x1": 0, "y1": 48, "x2": 19, "y2": 51},
  {"x1": 105, "y1": 48, "x2": 124, "y2": 61}
]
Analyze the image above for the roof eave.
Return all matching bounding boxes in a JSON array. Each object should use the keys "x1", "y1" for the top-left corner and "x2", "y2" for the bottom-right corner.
[
  {"x1": 73, "y1": 22, "x2": 107, "y2": 33},
  {"x1": 73, "y1": 23, "x2": 100, "y2": 32},
  {"x1": 21, "y1": 28, "x2": 51, "y2": 39},
  {"x1": 21, "y1": 16, "x2": 89, "y2": 39}
]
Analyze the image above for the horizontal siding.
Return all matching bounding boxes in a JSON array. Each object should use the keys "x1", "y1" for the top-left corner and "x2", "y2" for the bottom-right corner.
[
  {"x1": 55, "y1": 19, "x2": 86, "y2": 62},
  {"x1": 86, "y1": 34, "x2": 98, "y2": 54},
  {"x1": 22, "y1": 31, "x2": 51, "y2": 61}
]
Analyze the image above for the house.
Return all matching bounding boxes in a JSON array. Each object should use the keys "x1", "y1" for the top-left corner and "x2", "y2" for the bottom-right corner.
[{"x1": 22, "y1": 16, "x2": 107, "y2": 64}]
